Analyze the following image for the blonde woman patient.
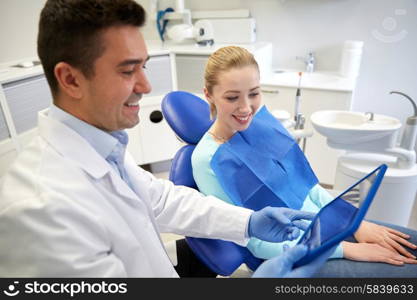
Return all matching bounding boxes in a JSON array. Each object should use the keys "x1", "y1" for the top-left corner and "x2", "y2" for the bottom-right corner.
[{"x1": 191, "y1": 46, "x2": 417, "y2": 277}]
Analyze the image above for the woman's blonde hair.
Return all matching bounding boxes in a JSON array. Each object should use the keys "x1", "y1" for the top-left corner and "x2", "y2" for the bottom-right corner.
[{"x1": 204, "y1": 46, "x2": 259, "y2": 118}]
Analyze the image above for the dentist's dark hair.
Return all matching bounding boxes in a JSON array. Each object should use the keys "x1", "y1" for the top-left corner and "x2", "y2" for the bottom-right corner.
[{"x1": 37, "y1": 0, "x2": 146, "y2": 97}]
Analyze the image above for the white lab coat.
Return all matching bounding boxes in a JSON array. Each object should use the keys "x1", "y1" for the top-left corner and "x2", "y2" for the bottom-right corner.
[{"x1": 0, "y1": 110, "x2": 252, "y2": 277}]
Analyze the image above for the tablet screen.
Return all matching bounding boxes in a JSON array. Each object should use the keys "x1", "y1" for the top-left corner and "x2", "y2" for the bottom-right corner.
[
  {"x1": 297, "y1": 195, "x2": 358, "y2": 250},
  {"x1": 296, "y1": 166, "x2": 384, "y2": 264}
]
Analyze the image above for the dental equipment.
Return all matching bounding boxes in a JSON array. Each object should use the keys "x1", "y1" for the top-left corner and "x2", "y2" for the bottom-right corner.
[
  {"x1": 166, "y1": 20, "x2": 214, "y2": 45},
  {"x1": 294, "y1": 71, "x2": 303, "y2": 130},
  {"x1": 293, "y1": 72, "x2": 310, "y2": 151},
  {"x1": 390, "y1": 91, "x2": 417, "y2": 153}
]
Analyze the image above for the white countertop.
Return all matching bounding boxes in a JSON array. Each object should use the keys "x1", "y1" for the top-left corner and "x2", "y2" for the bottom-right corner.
[
  {"x1": 261, "y1": 69, "x2": 356, "y2": 92},
  {"x1": 0, "y1": 62, "x2": 44, "y2": 84}
]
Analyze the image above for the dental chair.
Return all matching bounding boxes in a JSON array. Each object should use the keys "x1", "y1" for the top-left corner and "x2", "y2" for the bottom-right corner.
[{"x1": 161, "y1": 91, "x2": 263, "y2": 276}]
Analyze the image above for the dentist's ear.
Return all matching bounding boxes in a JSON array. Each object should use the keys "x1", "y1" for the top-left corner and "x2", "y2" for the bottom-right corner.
[{"x1": 54, "y1": 62, "x2": 84, "y2": 99}]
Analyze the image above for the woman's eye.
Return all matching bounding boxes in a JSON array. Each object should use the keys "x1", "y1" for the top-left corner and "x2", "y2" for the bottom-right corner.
[
  {"x1": 142, "y1": 64, "x2": 147, "y2": 70},
  {"x1": 226, "y1": 96, "x2": 239, "y2": 101},
  {"x1": 250, "y1": 92, "x2": 259, "y2": 97}
]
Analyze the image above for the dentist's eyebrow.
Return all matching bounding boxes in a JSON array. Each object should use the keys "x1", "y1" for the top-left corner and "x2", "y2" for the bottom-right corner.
[{"x1": 117, "y1": 56, "x2": 150, "y2": 67}]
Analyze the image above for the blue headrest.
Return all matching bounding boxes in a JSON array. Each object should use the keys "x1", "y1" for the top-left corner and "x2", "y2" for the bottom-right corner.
[{"x1": 162, "y1": 91, "x2": 213, "y2": 145}]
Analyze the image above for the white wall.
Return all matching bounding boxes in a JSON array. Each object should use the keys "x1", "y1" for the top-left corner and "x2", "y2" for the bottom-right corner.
[
  {"x1": 0, "y1": 0, "x2": 148, "y2": 62},
  {"x1": 1, "y1": 0, "x2": 416, "y2": 149},
  {"x1": 0, "y1": 0, "x2": 46, "y2": 63}
]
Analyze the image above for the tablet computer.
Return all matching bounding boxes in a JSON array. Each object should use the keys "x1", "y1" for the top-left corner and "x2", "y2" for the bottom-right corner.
[{"x1": 294, "y1": 164, "x2": 387, "y2": 267}]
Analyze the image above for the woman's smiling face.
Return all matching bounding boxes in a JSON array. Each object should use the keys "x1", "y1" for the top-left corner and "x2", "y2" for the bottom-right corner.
[{"x1": 206, "y1": 65, "x2": 262, "y2": 135}]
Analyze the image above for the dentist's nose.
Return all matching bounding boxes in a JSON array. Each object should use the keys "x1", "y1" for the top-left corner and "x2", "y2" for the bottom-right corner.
[{"x1": 134, "y1": 70, "x2": 152, "y2": 94}]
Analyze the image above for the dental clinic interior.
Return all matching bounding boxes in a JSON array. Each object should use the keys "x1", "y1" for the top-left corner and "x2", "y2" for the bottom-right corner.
[{"x1": 0, "y1": 0, "x2": 416, "y2": 248}]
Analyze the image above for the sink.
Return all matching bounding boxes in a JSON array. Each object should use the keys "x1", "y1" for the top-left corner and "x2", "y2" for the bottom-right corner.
[{"x1": 311, "y1": 110, "x2": 402, "y2": 150}]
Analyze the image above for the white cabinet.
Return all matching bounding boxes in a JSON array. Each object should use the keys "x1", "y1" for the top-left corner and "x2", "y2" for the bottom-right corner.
[
  {"x1": 0, "y1": 102, "x2": 18, "y2": 177},
  {"x1": 126, "y1": 53, "x2": 182, "y2": 165},
  {"x1": 0, "y1": 72, "x2": 52, "y2": 176},
  {"x1": 176, "y1": 55, "x2": 207, "y2": 93},
  {"x1": 127, "y1": 97, "x2": 182, "y2": 165},
  {"x1": 261, "y1": 85, "x2": 352, "y2": 185},
  {"x1": 145, "y1": 55, "x2": 175, "y2": 97}
]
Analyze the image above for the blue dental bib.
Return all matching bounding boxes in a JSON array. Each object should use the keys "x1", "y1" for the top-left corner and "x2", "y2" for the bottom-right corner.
[{"x1": 210, "y1": 106, "x2": 318, "y2": 211}]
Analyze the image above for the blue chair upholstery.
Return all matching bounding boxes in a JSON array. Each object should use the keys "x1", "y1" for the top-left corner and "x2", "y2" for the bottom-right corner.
[{"x1": 161, "y1": 91, "x2": 263, "y2": 276}]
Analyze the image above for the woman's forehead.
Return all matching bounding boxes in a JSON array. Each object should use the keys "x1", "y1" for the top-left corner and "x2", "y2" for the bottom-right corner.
[{"x1": 215, "y1": 66, "x2": 260, "y2": 90}]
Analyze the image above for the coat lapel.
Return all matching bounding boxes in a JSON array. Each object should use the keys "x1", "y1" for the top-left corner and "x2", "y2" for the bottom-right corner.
[{"x1": 38, "y1": 110, "x2": 142, "y2": 207}]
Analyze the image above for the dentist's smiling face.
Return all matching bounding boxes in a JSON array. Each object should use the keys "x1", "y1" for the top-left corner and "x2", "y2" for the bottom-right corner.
[
  {"x1": 206, "y1": 65, "x2": 262, "y2": 136},
  {"x1": 78, "y1": 25, "x2": 151, "y2": 131}
]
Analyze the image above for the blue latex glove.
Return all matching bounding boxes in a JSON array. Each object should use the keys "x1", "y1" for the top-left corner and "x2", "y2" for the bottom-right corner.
[
  {"x1": 248, "y1": 207, "x2": 315, "y2": 242},
  {"x1": 252, "y1": 244, "x2": 337, "y2": 278}
]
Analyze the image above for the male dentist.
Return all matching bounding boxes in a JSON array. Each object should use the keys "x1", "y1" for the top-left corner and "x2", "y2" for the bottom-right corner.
[{"x1": 0, "y1": 0, "x2": 330, "y2": 277}]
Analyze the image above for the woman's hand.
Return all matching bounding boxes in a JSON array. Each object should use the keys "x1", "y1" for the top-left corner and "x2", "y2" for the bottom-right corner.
[
  {"x1": 342, "y1": 241, "x2": 417, "y2": 265},
  {"x1": 354, "y1": 221, "x2": 417, "y2": 259}
]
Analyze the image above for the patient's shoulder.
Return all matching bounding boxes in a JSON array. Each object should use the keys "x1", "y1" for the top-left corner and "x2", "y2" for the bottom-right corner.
[{"x1": 192, "y1": 132, "x2": 219, "y2": 166}]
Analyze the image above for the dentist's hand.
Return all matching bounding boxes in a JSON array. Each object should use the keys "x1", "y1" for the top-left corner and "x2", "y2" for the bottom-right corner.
[
  {"x1": 248, "y1": 207, "x2": 314, "y2": 242},
  {"x1": 252, "y1": 244, "x2": 336, "y2": 278}
]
